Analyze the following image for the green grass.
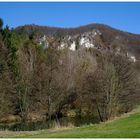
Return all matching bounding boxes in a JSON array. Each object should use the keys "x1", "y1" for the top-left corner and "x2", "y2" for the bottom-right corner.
[{"x1": 6, "y1": 107, "x2": 140, "y2": 138}]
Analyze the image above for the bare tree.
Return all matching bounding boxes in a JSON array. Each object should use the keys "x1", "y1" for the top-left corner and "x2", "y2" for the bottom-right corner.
[
  {"x1": 17, "y1": 41, "x2": 37, "y2": 122},
  {"x1": 82, "y1": 52, "x2": 139, "y2": 121}
]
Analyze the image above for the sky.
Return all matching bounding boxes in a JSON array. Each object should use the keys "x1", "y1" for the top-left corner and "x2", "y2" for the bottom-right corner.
[{"x1": 0, "y1": 2, "x2": 140, "y2": 34}]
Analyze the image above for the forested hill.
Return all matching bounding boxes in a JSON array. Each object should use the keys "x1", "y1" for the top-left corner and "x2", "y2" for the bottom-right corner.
[
  {"x1": 16, "y1": 23, "x2": 140, "y2": 61},
  {"x1": 0, "y1": 18, "x2": 140, "y2": 131}
]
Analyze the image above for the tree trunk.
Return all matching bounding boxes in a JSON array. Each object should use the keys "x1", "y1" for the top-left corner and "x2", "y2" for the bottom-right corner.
[{"x1": 95, "y1": 99, "x2": 103, "y2": 122}]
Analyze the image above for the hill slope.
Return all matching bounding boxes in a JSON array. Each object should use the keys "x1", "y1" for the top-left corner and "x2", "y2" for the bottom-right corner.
[
  {"x1": 16, "y1": 23, "x2": 140, "y2": 61},
  {"x1": 9, "y1": 106, "x2": 140, "y2": 138},
  {"x1": 0, "y1": 22, "x2": 140, "y2": 138}
]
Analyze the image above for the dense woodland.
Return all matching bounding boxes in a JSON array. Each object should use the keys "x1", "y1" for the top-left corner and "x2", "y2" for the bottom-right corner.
[{"x1": 0, "y1": 18, "x2": 140, "y2": 131}]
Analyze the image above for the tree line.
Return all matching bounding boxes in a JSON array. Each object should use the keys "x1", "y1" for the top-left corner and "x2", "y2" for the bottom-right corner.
[{"x1": 0, "y1": 18, "x2": 140, "y2": 130}]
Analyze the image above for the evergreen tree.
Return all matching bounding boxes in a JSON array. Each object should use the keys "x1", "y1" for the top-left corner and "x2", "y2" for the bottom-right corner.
[{"x1": 0, "y1": 18, "x2": 3, "y2": 31}]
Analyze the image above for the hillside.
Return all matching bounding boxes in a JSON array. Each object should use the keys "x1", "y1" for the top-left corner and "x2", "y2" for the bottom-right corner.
[
  {"x1": 0, "y1": 18, "x2": 140, "y2": 132},
  {"x1": 16, "y1": 23, "x2": 140, "y2": 64}
]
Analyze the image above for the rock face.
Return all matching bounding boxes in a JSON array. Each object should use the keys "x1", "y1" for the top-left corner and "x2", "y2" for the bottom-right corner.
[
  {"x1": 16, "y1": 23, "x2": 140, "y2": 63},
  {"x1": 38, "y1": 30, "x2": 139, "y2": 63},
  {"x1": 37, "y1": 29, "x2": 104, "y2": 52}
]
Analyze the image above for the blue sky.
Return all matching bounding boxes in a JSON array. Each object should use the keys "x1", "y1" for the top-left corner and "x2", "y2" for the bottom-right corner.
[{"x1": 0, "y1": 2, "x2": 140, "y2": 34}]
